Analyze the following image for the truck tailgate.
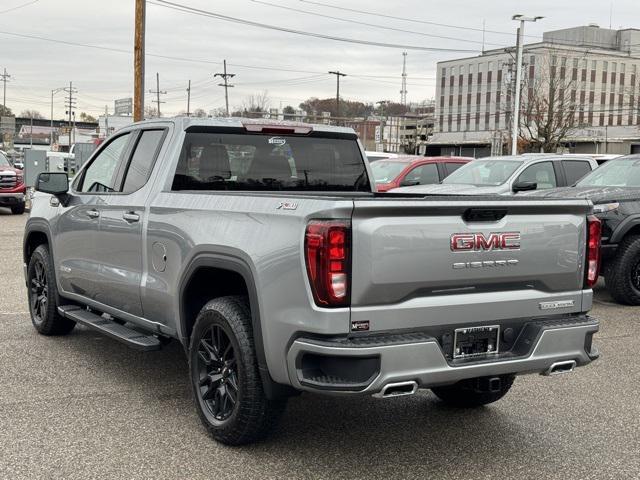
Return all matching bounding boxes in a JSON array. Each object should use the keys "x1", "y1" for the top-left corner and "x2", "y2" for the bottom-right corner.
[{"x1": 350, "y1": 197, "x2": 593, "y2": 331}]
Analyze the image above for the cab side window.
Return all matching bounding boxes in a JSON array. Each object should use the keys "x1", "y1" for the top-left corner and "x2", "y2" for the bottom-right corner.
[
  {"x1": 444, "y1": 162, "x2": 464, "y2": 176},
  {"x1": 77, "y1": 133, "x2": 131, "y2": 193},
  {"x1": 516, "y1": 162, "x2": 557, "y2": 190},
  {"x1": 403, "y1": 163, "x2": 439, "y2": 186},
  {"x1": 121, "y1": 130, "x2": 166, "y2": 193},
  {"x1": 563, "y1": 160, "x2": 592, "y2": 185}
]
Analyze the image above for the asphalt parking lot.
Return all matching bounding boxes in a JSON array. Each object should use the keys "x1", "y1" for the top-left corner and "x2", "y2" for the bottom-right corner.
[{"x1": 1, "y1": 209, "x2": 639, "y2": 480}]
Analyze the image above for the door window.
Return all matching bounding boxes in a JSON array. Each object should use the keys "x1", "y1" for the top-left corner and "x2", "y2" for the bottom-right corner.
[
  {"x1": 77, "y1": 133, "x2": 131, "y2": 193},
  {"x1": 563, "y1": 160, "x2": 592, "y2": 185},
  {"x1": 402, "y1": 163, "x2": 439, "y2": 186},
  {"x1": 444, "y1": 162, "x2": 465, "y2": 176},
  {"x1": 121, "y1": 130, "x2": 165, "y2": 193},
  {"x1": 516, "y1": 162, "x2": 557, "y2": 190}
]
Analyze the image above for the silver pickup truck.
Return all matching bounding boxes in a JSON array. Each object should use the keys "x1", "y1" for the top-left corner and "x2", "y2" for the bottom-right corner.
[{"x1": 24, "y1": 118, "x2": 601, "y2": 445}]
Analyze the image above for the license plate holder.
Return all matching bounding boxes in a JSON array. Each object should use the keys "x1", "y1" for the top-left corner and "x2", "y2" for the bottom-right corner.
[{"x1": 453, "y1": 325, "x2": 500, "y2": 359}]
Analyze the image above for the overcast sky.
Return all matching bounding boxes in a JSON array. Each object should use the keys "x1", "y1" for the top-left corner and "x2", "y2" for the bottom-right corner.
[{"x1": 1, "y1": 0, "x2": 639, "y2": 119}]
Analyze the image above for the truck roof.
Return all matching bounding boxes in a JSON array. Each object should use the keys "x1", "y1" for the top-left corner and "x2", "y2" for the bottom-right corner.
[{"x1": 130, "y1": 116, "x2": 357, "y2": 136}]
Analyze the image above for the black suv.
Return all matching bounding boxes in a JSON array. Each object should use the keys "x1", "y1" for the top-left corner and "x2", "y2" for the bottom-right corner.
[{"x1": 529, "y1": 154, "x2": 640, "y2": 304}]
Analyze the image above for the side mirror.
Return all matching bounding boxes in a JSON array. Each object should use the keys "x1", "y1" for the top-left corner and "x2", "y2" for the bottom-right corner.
[
  {"x1": 400, "y1": 179, "x2": 420, "y2": 187},
  {"x1": 512, "y1": 181, "x2": 537, "y2": 192},
  {"x1": 36, "y1": 172, "x2": 69, "y2": 195}
]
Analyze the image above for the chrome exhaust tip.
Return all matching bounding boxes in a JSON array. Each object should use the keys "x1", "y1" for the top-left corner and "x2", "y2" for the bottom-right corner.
[
  {"x1": 543, "y1": 360, "x2": 577, "y2": 376},
  {"x1": 374, "y1": 381, "x2": 418, "y2": 398}
]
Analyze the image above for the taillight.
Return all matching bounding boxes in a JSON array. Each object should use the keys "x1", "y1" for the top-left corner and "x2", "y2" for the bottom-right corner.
[
  {"x1": 585, "y1": 215, "x2": 601, "y2": 288},
  {"x1": 305, "y1": 220, "x2": 350, "y2": 307}
]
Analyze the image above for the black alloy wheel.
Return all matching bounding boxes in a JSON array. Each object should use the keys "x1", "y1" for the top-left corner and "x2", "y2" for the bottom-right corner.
[
  {"x1": 30, "y1": 256, "x2": 49, "y2": 325},
  {"x1": 196, "y1": 324, "x2": 238, "y2": 422}
]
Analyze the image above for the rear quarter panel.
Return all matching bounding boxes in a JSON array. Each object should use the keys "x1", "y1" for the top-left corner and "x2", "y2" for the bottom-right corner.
[{"x1": 144, "y1": 192, "x2": 354, "y2": 384}]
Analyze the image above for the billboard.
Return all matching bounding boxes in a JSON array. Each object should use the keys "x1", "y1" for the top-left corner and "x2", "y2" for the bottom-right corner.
[{"x1": 114, "y1": 98, "x2": 133, "y2": 115}]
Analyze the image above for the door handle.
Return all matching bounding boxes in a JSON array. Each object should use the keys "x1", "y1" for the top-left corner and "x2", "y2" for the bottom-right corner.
[
  {"x1": 122, "y1": 212, "x2": 140, "y2": 223},
  {"x1": 86, "y1": 209, "x2": 100, "y2": 219}
]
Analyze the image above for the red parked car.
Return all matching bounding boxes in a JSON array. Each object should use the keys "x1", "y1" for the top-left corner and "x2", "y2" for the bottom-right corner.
[
  {"x1": 370, "y1": 156, "x2": 473, "y2": 192},
  {"x1": 0, "y1": 151, "x2": 26, "y2": 214}
]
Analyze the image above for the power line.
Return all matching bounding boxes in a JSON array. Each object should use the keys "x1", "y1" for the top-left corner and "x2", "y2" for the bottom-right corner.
[
  {"x1": 148, "y1": 0, "x2": 479, "y2": 53},
  {"x1": 250, "y1": 0, "x2": 504, "y2": 47},
  {"x1": 299, "y1": 0, "x2": 523, "y2": 37},
  {"x1": 0, "y1": 0, "x2": 39, "y2": 15},
  {"x1": 298, "y1": 0, "x2": 639, "y2": 49}
]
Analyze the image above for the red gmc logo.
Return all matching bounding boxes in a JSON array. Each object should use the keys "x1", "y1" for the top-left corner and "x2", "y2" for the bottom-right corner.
[{"x1": 450, "y1": 232, "x2": 521, "y2": 251}]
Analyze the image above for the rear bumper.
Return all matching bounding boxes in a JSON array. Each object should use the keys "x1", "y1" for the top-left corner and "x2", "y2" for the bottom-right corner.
[{"x1": 286, "y1": 315, "x2": 599, "y2": 395}]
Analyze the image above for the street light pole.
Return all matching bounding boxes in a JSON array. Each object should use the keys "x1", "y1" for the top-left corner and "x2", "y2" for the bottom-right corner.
[
  {"x1": 50, "y1": 87, "x2": 65, "y2": 148},
  {"x1": 511, "y1": 14, "x2": 543, "y2": 155}
]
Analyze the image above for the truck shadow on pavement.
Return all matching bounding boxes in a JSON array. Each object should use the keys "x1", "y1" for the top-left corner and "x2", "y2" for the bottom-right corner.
[{"x1": 52, "y1": 324, "x2": 563, "y2": 477}]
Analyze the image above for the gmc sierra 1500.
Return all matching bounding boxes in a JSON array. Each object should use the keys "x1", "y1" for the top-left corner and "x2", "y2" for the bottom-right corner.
[{"x1": 24, "y1": 118, "x2": 600, "y2": 445}]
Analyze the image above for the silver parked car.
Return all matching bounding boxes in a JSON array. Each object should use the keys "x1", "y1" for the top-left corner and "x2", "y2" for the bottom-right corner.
[{"x1": 391, "y1": 154, "x2": 598, "y2": 195}]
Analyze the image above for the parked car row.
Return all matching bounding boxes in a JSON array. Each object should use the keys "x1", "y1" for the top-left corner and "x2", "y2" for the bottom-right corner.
[{"x1": 375, "y1": 151, "x2": 640, "y2": 306}]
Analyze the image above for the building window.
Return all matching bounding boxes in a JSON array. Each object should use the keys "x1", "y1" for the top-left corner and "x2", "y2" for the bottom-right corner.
[
  {"x1": 612, "y1": 62, "x2": 617, "y2": 73},
  {"x1": 552, "y1": 55, "x2": 558, "y2": 66}
]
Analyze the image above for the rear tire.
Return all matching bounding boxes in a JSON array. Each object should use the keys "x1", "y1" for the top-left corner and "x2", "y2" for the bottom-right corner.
[
  {"x1": 188, "y1": 296, "x2": 286, "y2": 445},
  {"x1": 11, "y1": 202, "x2": 25, "y2": 215},
  {"x1": 431, "y1": 374, "x2": 515, "y2": 408},
  {"x1": 27, "y1": 244, "x2": 76, "y2": 335},
  {"x1": 604, "y1": 235, "x2": 640, "y2": 305}
]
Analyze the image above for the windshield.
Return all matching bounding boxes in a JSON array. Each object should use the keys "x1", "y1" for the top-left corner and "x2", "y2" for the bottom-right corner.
[
  {"x1": 442, "y1": 159, "x2": 522, "y2": 186},
  {"x1": 577, "y1": 157, "x2": 640, "y2": 187},
  {"x1": 370, "y1": 161, "x2": 408, "y2": 183},
  {"x1": 0, "y1": 152, "x2": 10, "y2": 167}
]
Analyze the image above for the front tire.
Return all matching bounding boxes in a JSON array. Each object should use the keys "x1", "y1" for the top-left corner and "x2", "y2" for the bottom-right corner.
[
  {"x1": 11, "y1": 202, "x2": 25, "y2": 215},
  {"x1": 431, "y1": 374, "x2": 515, "y2": 408},
  {"x1": 189, "y1": 296, "x2": 286, "y2": 445},
  {"x1": 27, "y1": 244, "x2": 76, "y2": 335},
  {"x1": 604, "y1": 235, "x2": 640, "y2": 305}
]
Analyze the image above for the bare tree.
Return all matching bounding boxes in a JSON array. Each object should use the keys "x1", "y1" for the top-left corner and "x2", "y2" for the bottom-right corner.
[
  {"x1": 519, "y1": 54, "x2": 580, "y2": 153},
  {"x1": 242, "y1": 90, "x2": 270, "y2": 113},
  {"x1": 20, "y1": 109, "x2": 44, "y2": 119},
  {"x1": 144, "y1": 106, "x2": 159, "y2": 118},
  {"x1": 192, "y1": 108, "x2": 207, "y2": 118}
]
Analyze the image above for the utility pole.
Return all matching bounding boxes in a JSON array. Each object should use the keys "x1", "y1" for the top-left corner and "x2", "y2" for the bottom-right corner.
[
  {"x1": 511, "y1": 14, "x2": 543, "y2": 155},
  {"x1": 134, "y1": 0, "x2": 145, "y2": 122},
  {"x1": 1, "y1": 68, "x2": 10, "y2": 114},
  {"x1": 105, "y1": 105, "x2": 109, "y2": 138},
  {"x1": 214, "y1": 60, "x2": 235, "y2": 116},
  {"x1": 148, "y1": 72, "x2": 166, "y2": 117},
  {"x1": 400, "y1": 52, "x2": 408, "y2": 105},
  {"x1": 328, "y1": 70, "x2": 347, "y2": 121},
  {"x1": 186, "y1": 80, "x2": 191, "y2": 116},
  {"x1": 64, "y1": 82, "x2": 77, "y2": 148}
]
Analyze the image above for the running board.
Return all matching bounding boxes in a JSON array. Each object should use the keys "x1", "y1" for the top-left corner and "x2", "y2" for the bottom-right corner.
[{"x1": 58, "y1": 305, "x2": 162, "y2": 351}]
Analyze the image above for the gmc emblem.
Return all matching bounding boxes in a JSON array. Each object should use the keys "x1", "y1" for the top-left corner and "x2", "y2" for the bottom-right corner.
[{"x1": 450, "y1": 232, "x2": 521, "y2": 252}]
